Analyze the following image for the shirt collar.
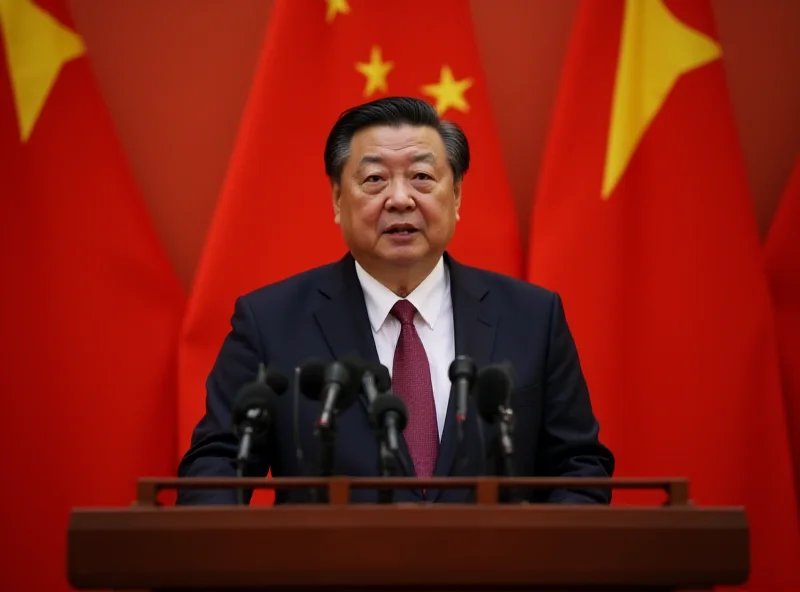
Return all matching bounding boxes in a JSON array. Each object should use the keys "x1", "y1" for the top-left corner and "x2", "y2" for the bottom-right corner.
[{"x1": 354, "y1": 256, "x2": 449, "y2": 332}]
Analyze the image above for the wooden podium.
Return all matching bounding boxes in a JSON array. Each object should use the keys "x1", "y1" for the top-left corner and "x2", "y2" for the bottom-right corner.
[{"x1": 67, "y1": 476, "x2": 748, "y2": 591}]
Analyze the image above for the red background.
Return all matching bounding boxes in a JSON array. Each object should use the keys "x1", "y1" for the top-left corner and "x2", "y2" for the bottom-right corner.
[{"x1": 67, "y1": 0, "x2": 800, "y2": 289}]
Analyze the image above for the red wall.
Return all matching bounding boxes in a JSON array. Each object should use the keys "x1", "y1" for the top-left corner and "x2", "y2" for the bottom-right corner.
[{"x1": 68, "y1": 0, "x2": 800, "y2": 289}]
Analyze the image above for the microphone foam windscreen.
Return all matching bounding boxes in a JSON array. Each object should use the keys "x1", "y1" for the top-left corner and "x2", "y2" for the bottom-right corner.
[
  {"x1": 264, "y1": 364, "x2": 290, "y2": 395},
  {"x1": 448, "y1": 355, "x2": 477, "y2": 382},
  {"x1": 298, "y1": 358, "x2": 327, "y2": 400},
  {"x1": 369, "y1": 362, "x2": 392, "y2": 392},
  {"x1": 331, "y1": 357, "x2": 367, "y2": 411},
  {"x1": 476, "y1": 364, "x2": 512, "y2": 422},
  {"x1": 340, "y1": 355, "x2": 366, "y2": 378},
  {"x1": 231, "y1": 383, "x2": 279, "y2": 434},
  {"x1": 370, "y1": 393, "x2": 408, "y2": 431}
]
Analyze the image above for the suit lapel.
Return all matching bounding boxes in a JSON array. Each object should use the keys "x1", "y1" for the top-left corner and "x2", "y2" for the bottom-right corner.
[
  {"x1": 312, "y1": 253, "x2": 416, "y2": 478},
  {"x1": 312, "y1": 253, "x2": 380, "y2": 367},
  {"x1": 431, "y1": 254, "x2": 498, "y2": 496}
]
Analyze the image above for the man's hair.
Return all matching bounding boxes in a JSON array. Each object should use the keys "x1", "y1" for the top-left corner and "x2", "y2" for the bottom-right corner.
[{"x1": 323, "y1": 96, "x2": 470, "y2": 185}]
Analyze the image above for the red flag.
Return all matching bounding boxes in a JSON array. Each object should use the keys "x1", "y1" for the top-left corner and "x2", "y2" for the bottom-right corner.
[
  {"x1": 0, "y1": 1, "x2": 184, "y2": 590},
  {"x1": 527, "y1": 0, "x2": 799, "y2": 588},
  {"x1": 178, "y1": 0, "x2": 522, "y2": 502},
  {"x1": 765, "y1": 156, "x2": 800, "y2": 497}
]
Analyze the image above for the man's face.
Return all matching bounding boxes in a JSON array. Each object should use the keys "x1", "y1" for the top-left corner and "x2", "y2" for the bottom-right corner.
[{"x1": 332, "y1": 124, "x2": 461, "y2": 269}]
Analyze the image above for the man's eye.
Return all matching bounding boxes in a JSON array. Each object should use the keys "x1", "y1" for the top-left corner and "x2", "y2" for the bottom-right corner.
[
  {"x1": 364, "y1": 175, "x2": 382, "y2": 183},
  {"x1": 413, "y1": 173, "x2": 433, "y2": 180}
]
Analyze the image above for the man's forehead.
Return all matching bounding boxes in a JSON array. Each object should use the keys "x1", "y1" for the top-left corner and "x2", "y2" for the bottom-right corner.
[{"x1": 350, "y1": 124, "x2": 445, "y2": 165}]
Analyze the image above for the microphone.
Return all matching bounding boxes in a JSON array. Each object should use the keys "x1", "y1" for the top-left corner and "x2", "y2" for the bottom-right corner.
[
  {"x1": 364, "y1": 362, "x2": 404, "y2": 502},
  {"x1": 299, "y1": 359, "x2": 361, "y2": 422},
  {"x1": 449, "y1": 355, "x2": 477, "y2": 465},
  {"x1": 365, "y1": 362, "x2": 392, "y2": 399},
  {"x1": 318, "y1": 361, "x2": 358, "y2": 429},
  {"x1": 475, "y1": 363, "x2": 516, "y2": 479},
  {"x1": 261, "y1": 363, "x2": 289, "y2": 395},
  {"x1": 299, "y1": 359, "x2": 360, "y2": 480},
  {"x1": 298, "y1": 358, "x2": 327, "y2": 401},
  {"x1": 370, "y1": 391, "x2": 407, "y2": 455},
  {"x1": 231, "y1": 372, "x2": 280, "y2": 504},
  {"x1": 342, "y1": 355, "x2": 391, "y2": 420}
]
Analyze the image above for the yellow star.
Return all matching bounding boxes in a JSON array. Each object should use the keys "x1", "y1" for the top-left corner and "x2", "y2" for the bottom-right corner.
[
  {"x1": 355, "y1": 46, "x2": 394, "y2": 98},
  {"x1": 325, "y1": 0, "x2": 350, "y2": 23},
  {"x1": 602, "y1": 0, "x2": 721, "y2": 199},
  {"x1": 421, "y1": 66, "x2": 473, "y2": 116},
  {"x1": 0, "y1": 0, "x2": 85, "y2": 142}
]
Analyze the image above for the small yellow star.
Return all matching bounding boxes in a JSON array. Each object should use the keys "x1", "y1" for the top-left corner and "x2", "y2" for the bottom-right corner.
[
  {"x1": 0, "y1": 0, "x2": 85, "y2": 142},
  {"x1": 325, "y1": 0, "x2": 350, "y2": 23},
  {"x1": 355, "y1": 46, "x2": 394, "y2": 97},
  {"x1": 420, "y1": 66, "x2": 473, "y2": 116}
]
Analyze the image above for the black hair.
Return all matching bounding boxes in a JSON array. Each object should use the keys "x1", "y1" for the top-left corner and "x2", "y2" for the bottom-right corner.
[{"x1": 323, "y1": 96, "x2": 470, "y2": 184}]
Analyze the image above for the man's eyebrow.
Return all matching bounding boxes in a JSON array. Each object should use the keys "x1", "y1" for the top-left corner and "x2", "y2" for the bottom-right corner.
[
  {"x1": 411, "y1": 151, "x2": 436, "y2": 164},
  {"x1": 357, "y1": 154, "x2": 384, "y2": 167},
  {"x1": 357, "y1": 151, "x2": 437, "y2": 168}
]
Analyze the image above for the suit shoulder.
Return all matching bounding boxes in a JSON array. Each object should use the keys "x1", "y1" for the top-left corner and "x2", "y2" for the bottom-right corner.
[
  {"x1": 462, "y1": 264, "x2": 558, "y2": 309},
  {"x1": 237, "y1": 260, "x2": 339, "y2": 311}
]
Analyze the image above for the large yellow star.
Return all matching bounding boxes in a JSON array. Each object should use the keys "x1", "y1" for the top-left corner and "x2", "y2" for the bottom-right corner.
[
  {"x1": 325, "y1": 0, "x2": 350, "y2": 23},
  {"x1": 0, "y1": 0, "x2": 85, "y2": 142},
  {"x1": 601, "y1": 0, "x2": 721, "y2": 199},
  {"x1": 355, "y1": 46, "x2": 394, "y2": 97},
  {"x1": 421, "y1": 66, "x2": 473, "y2": 116}
]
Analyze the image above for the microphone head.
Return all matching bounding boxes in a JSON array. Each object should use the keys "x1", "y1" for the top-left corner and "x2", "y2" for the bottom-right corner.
[
  {"x1": 326, "y1": 360, "x2": 365, "y2": 411},
  {"x1": 323, "y1": 360, "x2": 350, "y2": 386},
  {"x1": 298, "y1": 358, "x2": 327, "y2": 400},
  {"x1": 231, "y1": 382, "x2": 279, "y2": 437},
  {"x1": 369, "y1": 363, "x2": 392, "y2": 392},
  {"x1": 263, "y1": 364, "x2": 290, "y2": 395},
  {"x1": 340, "y1": 355, "x2": 366, "y2": 383},
  {"x1": 449, "y1": 355, "x2": 477, "y2": 383},
  {"x1": 370, "y1": 393, "x2": 408, "y2": 432},
  {"x1": 342, "y1": 356, "x2": 391, "y2": 394},
  {"x1": 475, "y1": 363, "x2": 513, "y2": 422}
]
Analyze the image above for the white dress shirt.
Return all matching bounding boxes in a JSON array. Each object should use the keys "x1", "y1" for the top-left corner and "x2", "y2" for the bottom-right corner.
[{"x1": 354, "y1": 257, "x2": 455, "y2": 440}]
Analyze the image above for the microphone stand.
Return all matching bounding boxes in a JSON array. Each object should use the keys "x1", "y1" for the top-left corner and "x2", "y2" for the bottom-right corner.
[
  {"x1": 235, "y1": 428, "x2": 252, "y2": 506},
  {"x1": 492, "y1": 405, "x2": 521, "y2": 504},
  {"x1": 377, "y1": 440, "x2": 396, "y2": 504},
  {"x1": 313, "y1": 418, "x2": 337, "y2": 503}
]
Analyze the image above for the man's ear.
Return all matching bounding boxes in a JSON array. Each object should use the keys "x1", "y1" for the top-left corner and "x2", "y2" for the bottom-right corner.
[
  {"x1": 454, "y1": 180, "x2": 462, "y2": 221},
  {"x1": 332, "y1": 182, "x2": 341, "y2": 224}
]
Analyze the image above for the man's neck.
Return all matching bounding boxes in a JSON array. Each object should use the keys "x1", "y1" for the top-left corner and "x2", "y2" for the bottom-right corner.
[{"x1": 355, "y1": 255, "x2": 441, "y2": 298}]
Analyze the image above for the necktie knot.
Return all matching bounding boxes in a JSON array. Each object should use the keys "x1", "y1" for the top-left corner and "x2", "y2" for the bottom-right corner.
[{"x1": 390, "y1": 299, "x2": 417, "y2": 326}]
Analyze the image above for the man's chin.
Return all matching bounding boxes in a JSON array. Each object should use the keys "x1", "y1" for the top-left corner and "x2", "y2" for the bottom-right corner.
[{"x1": 381, "y1": 248, "x2": 435, "y2": 268}]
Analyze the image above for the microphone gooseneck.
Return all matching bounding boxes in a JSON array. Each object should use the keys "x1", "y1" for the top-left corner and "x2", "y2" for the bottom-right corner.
[
  {"x1": 449, "y1": 355, "x2": 477, "y2": 467},
  {"x1": 475, "y1": 363, "x2": 517, "y2": 486},
  {"x1": 230, "y1": 374, "x2": 280, "y2": 505}
]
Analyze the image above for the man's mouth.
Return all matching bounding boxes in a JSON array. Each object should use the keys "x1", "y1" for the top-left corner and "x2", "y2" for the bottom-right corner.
[{"x1": 384, "y1": 225, "x2": 419, "y2": 235}]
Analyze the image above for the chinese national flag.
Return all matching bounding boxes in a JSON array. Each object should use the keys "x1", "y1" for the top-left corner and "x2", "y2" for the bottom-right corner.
[
  {"x1": 527, "y1": 0, "x2": 799, "y2": 588},
  {"x1": 766, "y1": 156, "x2": 800, "y2": 496},
  {"x1": 178, "y1": 0, "x2": 522, "y2": 503},
  {"x1": 0, "y1": 1, "x2": 184, "y2": 590}
]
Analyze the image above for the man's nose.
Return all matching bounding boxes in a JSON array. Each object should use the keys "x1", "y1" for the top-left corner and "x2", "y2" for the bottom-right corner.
[{"x1": 385, "y1": 181, "x2": 416, "y2": 211}]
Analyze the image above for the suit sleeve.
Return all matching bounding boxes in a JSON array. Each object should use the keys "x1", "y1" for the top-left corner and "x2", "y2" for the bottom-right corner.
[
  {"x1": 176, "y1": 296, "x2": 271, "y2": 505},
  {"x1": 537, "y1": 292, "x2": 615, "y2": 503}
]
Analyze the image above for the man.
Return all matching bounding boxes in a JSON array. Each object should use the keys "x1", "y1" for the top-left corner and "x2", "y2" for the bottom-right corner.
[{"x1": 177, "y1": 96, "x2": 614, "y2": 505}]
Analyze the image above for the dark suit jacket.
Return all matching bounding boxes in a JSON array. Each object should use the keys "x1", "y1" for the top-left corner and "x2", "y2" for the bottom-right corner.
[{"x1": 176, "y1": 252, "x2": 614, "y2": 504}]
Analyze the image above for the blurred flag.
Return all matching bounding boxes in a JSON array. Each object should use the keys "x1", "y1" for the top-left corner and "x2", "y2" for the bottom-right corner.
[
  {"x1": 0, "y1": 0, "x2": 185, "y2": 590},
  {"x1": 527, "y1": 0, "x2": 799, "y2": 588},
  {"x1": 765, "y1": 156, "x2": 800, "y2": 498},
  {"x1": 178, "y1": 0, "x2": 522, "y2": 503}
]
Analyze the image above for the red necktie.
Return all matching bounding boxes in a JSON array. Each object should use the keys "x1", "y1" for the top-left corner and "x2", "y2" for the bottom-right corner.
[{"x1": 390, "y1": 300, "x2": 439, "y2": 478}]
